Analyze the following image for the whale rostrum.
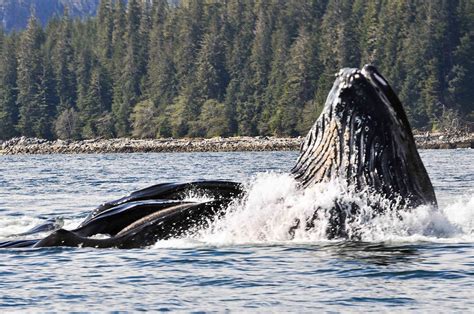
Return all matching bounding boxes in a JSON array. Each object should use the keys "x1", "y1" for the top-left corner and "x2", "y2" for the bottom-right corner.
[{"x1": 292, "y1": 65, "x2": 437, "y2": 209}]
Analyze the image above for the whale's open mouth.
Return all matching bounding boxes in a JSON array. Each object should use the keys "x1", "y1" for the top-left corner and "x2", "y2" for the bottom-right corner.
[{"x1": 292, "y1": 65, "x2": 437, "y2": 209}]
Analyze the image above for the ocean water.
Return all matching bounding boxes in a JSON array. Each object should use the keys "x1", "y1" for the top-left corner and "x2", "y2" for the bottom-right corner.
[{"x1": 0, "y1": 150, "x2": 472, "y2": 312}]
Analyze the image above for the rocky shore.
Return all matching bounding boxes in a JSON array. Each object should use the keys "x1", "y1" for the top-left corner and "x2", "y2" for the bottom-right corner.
[
  {"x1": 413, "y1": 132, "x2": 474, "y2": 149},
  {"x1": 0, "y1": 136, "x2": 302, "y2": 155},
  {"x1": 0, "y1": 133, "x2": 472, "y2": 155}
]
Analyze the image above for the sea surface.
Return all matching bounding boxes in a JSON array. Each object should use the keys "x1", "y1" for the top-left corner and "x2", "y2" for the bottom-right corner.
[{"x1": 0, "y1": 150, "x2": 472, "y2": 312}]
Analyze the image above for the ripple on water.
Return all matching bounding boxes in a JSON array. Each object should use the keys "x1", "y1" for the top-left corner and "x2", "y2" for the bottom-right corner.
[{"x1": 0, "y1": 150, "x2": 473, "y2": 311}]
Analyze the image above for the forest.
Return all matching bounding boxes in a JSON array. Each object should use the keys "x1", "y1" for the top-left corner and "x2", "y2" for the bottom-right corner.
[{"x1": 0, "y1": 0, "x2": 472, "y2": 140}]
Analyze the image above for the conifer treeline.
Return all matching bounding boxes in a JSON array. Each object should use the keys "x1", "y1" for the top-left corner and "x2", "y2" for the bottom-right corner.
[{"x1": 0, "y1": 0, "x2": 472, "y2": 140}]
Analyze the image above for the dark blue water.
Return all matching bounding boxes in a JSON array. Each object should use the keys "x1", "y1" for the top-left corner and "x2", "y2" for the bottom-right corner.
[{"x1": 0, "y1": 150, "x2": 473, "y2": 311}]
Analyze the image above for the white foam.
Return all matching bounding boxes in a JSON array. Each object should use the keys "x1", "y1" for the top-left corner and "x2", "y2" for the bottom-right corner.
[
  {"x1": 0, "y1": 216, "x2": 42, "y2": 238},
  {"x1": 0, "y1": 216, "x2": 83, "y2": 239},
  {"x1": 442, "y1": 195, "x2": 474, "y2": 236},
  {"x1": 182, "y1": 191, "x2": 214, "y2": 203},
  {"x1": 2, "y1": 173, "x2": 472, "y2": 247},
  {"x1": 185, "y1": 173, "x2": 474, "y2": 246}
]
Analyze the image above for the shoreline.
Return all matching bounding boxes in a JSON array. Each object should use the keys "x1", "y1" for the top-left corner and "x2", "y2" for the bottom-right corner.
[
  {"x1": 0, "y1": 136, "x2": 302, "y2": 155},
  {"x1": 0, "y1": 133, "x2": 473, "y2": 155}
]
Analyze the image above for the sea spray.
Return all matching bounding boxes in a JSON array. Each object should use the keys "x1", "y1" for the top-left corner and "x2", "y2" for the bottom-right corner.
[
  {"x1": 442, "y1": 194, "x2": 474, "y2": 236},
  {"x1": 1, "y1": 173, "x2": 472, "y2": 246},
  {"x1": 192, "y1": 173, "x2": 474, "y2": 245}
]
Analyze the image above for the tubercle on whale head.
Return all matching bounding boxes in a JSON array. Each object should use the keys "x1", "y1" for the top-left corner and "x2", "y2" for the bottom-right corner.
[
  {"x1": 292, "y1": 65, "x2": 437, "y2": 209},
  {"x1": 329, "y1": 65, "x2": 411, "y2": 135}
]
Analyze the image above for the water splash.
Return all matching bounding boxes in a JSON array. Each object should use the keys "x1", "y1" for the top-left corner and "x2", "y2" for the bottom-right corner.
[
  {"x1": 1, "y1": 173, "x2": 472, "y2": 246},
  {"x1": 0, "y1": 216, "x2": 42, "y2": 238},
  {"x1": 192, "y1": 173, "x2": 474, "y2": 246}
]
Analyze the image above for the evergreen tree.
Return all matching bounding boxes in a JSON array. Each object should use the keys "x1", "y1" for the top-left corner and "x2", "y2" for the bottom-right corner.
[
  {"x1": 174, "y1": 1, "x2": 203, "y2": 90},
  {"x1": 224, "y1": 0, "x2": 255, "y2": 135},
  {"x1": 375, "y1": 0, "x2": 406, "y2": 85},
  {"x1": 314, "y1": 0, "x2": 358, "y2": 115},
  {"x1": 131, "y1": 99, "x2": 157, "y2": 138},
  {"x1": 146, "y1": 0, "x2": 177, "y2": 110},
  {"x1": 194, "y1": 32, "x2": 229, "y2": 102},
  {"x1": 97, "y1": 0, "x2": 114, "y2": 61},
  {"x1": 36, "y1": 53, "x2": 57, "y2": 139},
  {"x1": 260, "y1": 11, "x2": 291, "y2": 135},
  {"x1": 0, "y1": 34, "x2": 19, "y2": 139},
  {"x1": 83, "y1": 66, "x2": 113, "y2": 138},
  {"x1": 16, "y1": 15, "x2": 46, "y2": 137},
  {"x1": 112, "y1": 0, "x2": 142, "y2": 136},
  {"x1": 447, "y1": 0, "x2": 474, "y2": 122},
  {"x1": 138, "y1": 0, "x2": 151, "y2": 94},
  {"x1": 278, "y1": 28, "x2": 317, "y2": 136},
  {"x1": 112, "y1": 0, "x2": 127, "y2": 71},
  {"x1": 76, "y1": 46, "x2": 93, "y2": 126},
  {"x1": 250, "y1": 1, "x2": 273, "y2": 93},
  {"x1": 357, "y1": 0, "x2": 381, "y2": 64},
  {"x1": 198, "y1": 99, "x2": 229, "y2": 137},
  {"x1": 53, "y1": 11, "x2": 76, "y2": 111}
]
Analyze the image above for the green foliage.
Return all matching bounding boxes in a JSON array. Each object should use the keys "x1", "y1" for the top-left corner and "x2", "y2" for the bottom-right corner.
[
  {"x1": 0, "y1": 34, "x2": 19, "y2": 139},
  {"x1": 131, "y1": 99, "x2": 157, "y2": 139},
  {"x1": 81, "y1": 67, "x2": 112, "y2": 138},
  {"x1": 194, "y1": 33, "x2": 229, "y2": 102},
  {"x1": 198, "y1": 99, "x2": 230, "y2": 138},
  {"x1": 0, "y1": 0, "x2": 473, "y2": 141},
  {"x1": 53, "y1": 13, "x2": 76, "y2": 111},
  {"x1": 165, "y1": 94, "x2": 189, "y2": 138},
  {"x1": 16, "y1": 15, "x2": 50, "y2": 138}
]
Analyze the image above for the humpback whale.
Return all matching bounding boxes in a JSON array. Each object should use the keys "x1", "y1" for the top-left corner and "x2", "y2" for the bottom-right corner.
[
  {"x1": 291, "y1": 64, "x2": 437, "y2": 237},
  {"x1": 0, "y1": 65, "x2": 437, "y2": 248},
  {"x1": 292, "y1": 65, "x2": 436, "y2": 208}
]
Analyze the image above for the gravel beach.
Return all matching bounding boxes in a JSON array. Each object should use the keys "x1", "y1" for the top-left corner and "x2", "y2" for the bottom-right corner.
[{"x1": 0, "y1": 133, "x2": 472, "y2": 155}]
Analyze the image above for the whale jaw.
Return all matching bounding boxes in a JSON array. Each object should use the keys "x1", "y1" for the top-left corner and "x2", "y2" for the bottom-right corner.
[{"x1": 292, "y1": 65, "x2": 437, "y2": 209}]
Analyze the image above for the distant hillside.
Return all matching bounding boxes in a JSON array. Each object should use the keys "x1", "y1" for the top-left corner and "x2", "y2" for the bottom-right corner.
[{"x1": 0, "y1": 0, "x2": 99, "y2": 32}]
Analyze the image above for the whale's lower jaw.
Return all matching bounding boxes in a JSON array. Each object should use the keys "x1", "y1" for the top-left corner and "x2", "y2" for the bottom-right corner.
[{"x1": 292, "y1": 65, "x2": 437, "y2": 209}]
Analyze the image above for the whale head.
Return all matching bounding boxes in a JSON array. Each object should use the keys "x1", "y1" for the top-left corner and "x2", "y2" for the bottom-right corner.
[{"x1": 292, "y1": 65, "x2": 437, "y2": 209}]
